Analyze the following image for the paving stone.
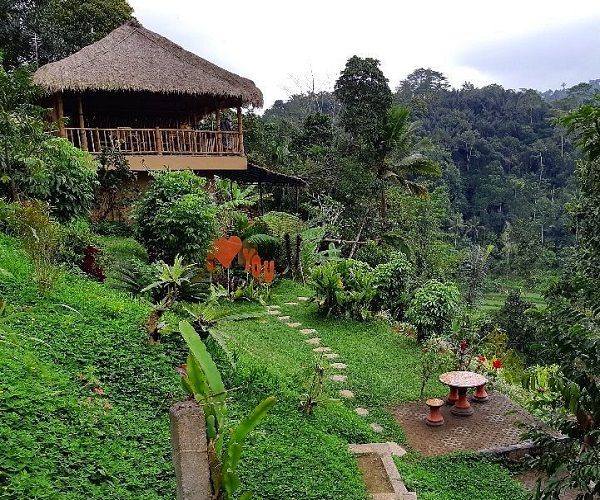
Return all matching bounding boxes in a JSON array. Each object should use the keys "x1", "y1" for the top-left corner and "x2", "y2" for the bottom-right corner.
[
  {"x1": 330, "y1": 374, "x2": 347, "y2": 382},
  {"x1": 313, "y1": 346, "x2": 331, "y2": 352},
  {"x1": 339, "y1": 389, "x2": 355, "y2": 398},
  {"x1": 267, "y1": 309, "x2": 281, "y2": 315},
  {"x1": 286, "y1": 322, "x2": 302, "y2": 328},
  {"x1": 267, "y1": 305, "x2": 280, "y2": 309},
  {"x1": 330, "y1": 362, "x2": 347, "y2": 369},
  {"x1": 306, "y1": 337, "x2": 320, "y2": 345},
  {"x1": 355, "y1": 407, "x2": 369, "y2": 417},
  {"x1": 386, "y1": 442, "x2": 407, "y2": 457},
  {"x1": 297, "y1": 297, "x2": 309, "y2": 302},
  {"x1": 299, "y1": 328, "x2": 317, "y2": 335},
  {"x1": 284, "y1": 302, "x2": 298, "y2": 306},
  {"x1": 324, "y1": 353, "x2": 339, "y2": 359},
  {"x1": 277, "y1": 316, "x2": 290, "y2": 321},
  {"x1": 370, "y1": 422, "x2": 384, "y2": 433}
]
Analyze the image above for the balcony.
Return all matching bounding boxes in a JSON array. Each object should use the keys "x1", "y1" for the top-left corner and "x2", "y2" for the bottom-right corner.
[{"x1": 64, "y1": 127, "x2": 246, "y2": 171}]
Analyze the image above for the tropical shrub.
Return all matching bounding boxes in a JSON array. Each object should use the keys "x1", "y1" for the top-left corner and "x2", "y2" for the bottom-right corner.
[
  {"x1": 132, "y1": 170, "x2": 217, "y2": 263},
  {"x1": 495, "y1": 290, "x2": 539, "y2": 361},
  {"x1": 354, "y1": 239, "x2": 394, "y2": 268},
  {"x1": 57, "y1": 218, "x2": 95, "y2": 267},
  {"x1": 371, "y1": 253, "x2": 414, "y2": 321},
  {"x1": 406, "y1": 280, "x2": 461, "y2": 342},
  {"x1": 95, "y1": 145, "x2": 138, "y2": 221},
  {"x1": 311, "y1": 259, "x2": 375, "y2": 320},
  {"x1": 23, "y1": 137, "x2": 98, "y2": 223},
  {"x1": 9, "y1": 200, "x2": 61, "y2": 293}
]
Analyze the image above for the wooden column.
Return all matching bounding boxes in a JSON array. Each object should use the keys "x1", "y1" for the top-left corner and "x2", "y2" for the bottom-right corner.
[
  {"x1": 76, "y1": 94, "x2": 88, "y2": 150},
  {"x1": 237, "y1": 106, "x2": 244, "y2": 154},
  {"x1": 215, "y1": 109, "x2": 222, "y2": 153},
  {"x1": 56, "y1": 93, "x2": 66, "y2": 138},
  {"x1": 155, "y1": 127, "x2": 163, "y2": 155}
]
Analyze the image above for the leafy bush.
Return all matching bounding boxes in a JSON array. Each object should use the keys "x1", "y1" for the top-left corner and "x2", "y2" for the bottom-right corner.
[
  {"x1": 9, "y1": 200, "x2": 62, "y2": 293},
  {"x1": 57, "y1": 218, "x2": 95, "y2": 267},
  {"x1": 132, "y1": 170, "x2": 217, "y2": 263},
  {"x1": 371, "y1": 253, "x2": 414, "y2": 321},
  {"x1": 495, "y1": 290, "x2": 539, "y2": 361},
  {"x1": 23, "y1": 137, "x2": 98, "y2": 223},
  {"x1": 95, "y1": 145, "x2": 138, "y2": 222},
  {"x1": 354, "y1": 239, "x2": 394, "y2": 268},
  {"x1": 311, "y1": 259, "x2": 375, "y2": 320},
  {"x1": 406, "y1": 280, "x2": 461, "y2": 342}
]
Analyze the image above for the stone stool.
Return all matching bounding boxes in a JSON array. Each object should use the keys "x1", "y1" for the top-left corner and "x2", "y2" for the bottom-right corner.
[
  {"x1": 425, "y1": 398, "x2": 445, "y2": 426},
  {"x1": 472, "y1": 384, "x2": 489, "y2": 402},
  {"x1": 446, "y1": 386, "x2": 459, "y2": 405}
]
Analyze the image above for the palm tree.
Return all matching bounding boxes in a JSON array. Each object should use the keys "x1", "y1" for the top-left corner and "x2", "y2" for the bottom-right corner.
[{"x1": 376, "y1": 106, "x2": 441, "y2": 217}]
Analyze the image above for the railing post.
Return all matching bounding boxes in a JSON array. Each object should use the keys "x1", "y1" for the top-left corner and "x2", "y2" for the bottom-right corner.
[
  {"x1": 237, "y1": 106, "x2": 244, "y2": 155},
  {"x1": 215, "y1": 109, "x2": 222, "y2": 153},
  {"x1": 155, "y1": 127, "x2": 163, "y2": 155}
]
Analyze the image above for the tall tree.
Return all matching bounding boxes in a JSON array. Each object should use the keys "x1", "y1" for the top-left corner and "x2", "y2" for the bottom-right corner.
[{"x1": 0, "y1": 0, "x2": 133, "y2": 68}]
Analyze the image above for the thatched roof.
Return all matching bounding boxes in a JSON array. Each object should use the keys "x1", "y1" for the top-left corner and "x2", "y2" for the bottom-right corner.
[{"x1": 33, "y1": 20, "x2": 263, "y2": 108}]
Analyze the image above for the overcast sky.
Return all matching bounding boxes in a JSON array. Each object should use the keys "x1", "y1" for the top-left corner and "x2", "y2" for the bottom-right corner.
[{"x1": 128, "y1": 0, "x2": 600, "y2": 109}]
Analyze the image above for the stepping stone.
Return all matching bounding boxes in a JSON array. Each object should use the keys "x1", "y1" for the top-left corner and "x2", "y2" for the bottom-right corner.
[
  {"x1": 330, "y1": 374, "x2": 347, "y2": 382},
  {"x1": 324, "y1": 353, "x2": 339, "y2": 359},
  {"x1": 299, "y1": 328, "x2": 317, "y2": 335},
  {"x1": 297, "y1": 297, "x2": 309, "y2": 301},
  {"x1": 339, "y1": 389, "x2": 355, "y2": 398},
  {"x1": 387, "y1": 442, "x2": 407, "y2": 457},
  {"x1": 330, "y1": 362, "x2": 347, "y2": 369},
  {"x1": 355, "y1": 407, "x2": 369, "y2": 417},
  {"x1": 370, "y1": 422, "x2": 384, "y2": 433},
  {"x1": 306, "y1": 337, "x2": 320, "y2": 345},
  {"x1": 277, "y1": 316, "x2": 290, "y2": 321},
  {"x1": 313, "y1": 346, "x2": 331, "y2": 352},
  {"x1": 371, "y1": 422, "x2": 383, "y2": 432},
  {"x1": 286, "y1": 322, "x2": 302, "y2": 328},
  {"x1": 267, "y1": 305, "x2": 280, "y2": 309},
  {"x1": 267, "y1": 309, "x2": 281, "y2": 315},
  {"x1": 284, "y1": 302, "x2": 298, "y2": 306}
]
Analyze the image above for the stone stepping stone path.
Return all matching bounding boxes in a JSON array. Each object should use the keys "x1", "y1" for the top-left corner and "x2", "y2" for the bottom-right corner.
[
  {"x1": 273, "y1": 299, "x2": 393, "y2": 469},
  {"x1": 330, "y1": 362, "x2": 347, "y2": 369}
]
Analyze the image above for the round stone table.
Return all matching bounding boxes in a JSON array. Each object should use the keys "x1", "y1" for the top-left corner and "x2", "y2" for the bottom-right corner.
[{"x1": 439, "y1": 371, "x2": 488, "y2": 416}]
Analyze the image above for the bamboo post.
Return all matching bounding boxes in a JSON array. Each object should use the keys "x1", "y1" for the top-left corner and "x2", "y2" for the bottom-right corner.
[
  {"x1": 237, "y1": 106, "x2": 244, "y2": 155},
  {"x1": 155, "y1": 127, "x2": 163, "y2": 155},
  {"x1": 56, "y1": 94, "x2": 66, "y2": 138},
  {"x1": 215, "y1": 109, "x2": 222, "y2": 153},
  {"x1": 76, "y1": 94, "x2": 88, "y2": 150}
]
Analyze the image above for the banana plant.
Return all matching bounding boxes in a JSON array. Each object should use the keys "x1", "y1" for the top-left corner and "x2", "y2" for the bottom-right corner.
[{"x1": 179, "y1": 320, "x2": 276, "y2": 499}]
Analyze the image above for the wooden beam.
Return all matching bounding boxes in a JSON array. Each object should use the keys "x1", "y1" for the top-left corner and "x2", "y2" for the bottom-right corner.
[
  {"x1": 76, "y1": 94, "x2": 88, "y2": 150},
  {"x1": 56, "y1": 93, "x2": 66, "y2": 138},
  {"x1": 215, "y1": 109, "x2": 222, "y2": 153},
  {"x1": 237, "y1": 106, "x2": 244, "y2": 155}
]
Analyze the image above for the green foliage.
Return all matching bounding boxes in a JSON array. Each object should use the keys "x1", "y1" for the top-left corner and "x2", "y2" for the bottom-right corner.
[
  {"x1": 460, "y1": 244, "x2": 494, "y2": 307},
  {"x1": 1, "y1": 0, "x2": 133, "y2": 68},
  {"x1": 353, "y1": 239, "x2": 394, "y2": 267},
  {"x1": 311, "y1": 259, "x2": 375, "y2": 320},
  {"x1": 334, "y1": 55, "x2": 392, "y2": 159},
  {"x1": 395, "y1": 454, "x2": 528, "y2": 500},
  {"x1": 132, "y1": 170, "x2": 217, "y2": 263},
  {"x1": 406, "y1": 280, "x2": 461, "y2": 342},
  {"x1": 57, "y1": 218, "x2": 94, "y2": 266},
  {"x1": 179, "y1": 321, "x2": 276, "y2": 500},
  {"x1": 371, "y1": 253, "x2": 414, "y2": 321},
  {"x1": 495, "y1": 290, "x2": 539, "y2": 360},
  {"x1": 9, "y1": 200, "x2": 61, "y2": 293},
  {"x1": 0, "y1": 234, "x2": 185, "y2": 498},
  {"x1": 95, "y1": 145, "x2": 138, "y2": 221}
]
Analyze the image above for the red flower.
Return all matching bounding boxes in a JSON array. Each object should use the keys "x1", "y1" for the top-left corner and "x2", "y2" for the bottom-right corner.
[
  {"x1": 478, "y1": 356, "x2": 486, "y2": 363},
  {"x1": 493, "y1": 359, "x2": 502, "y2": 369},
  {"x1": 460, "y1": 340, "x2": 467, "y2": 350},
  {"x1": 423, "y1": 347, "x2": 429, "y2": 353},
  {"x1": 94, "y1": 387, "x2": 105, "y2": 395}
]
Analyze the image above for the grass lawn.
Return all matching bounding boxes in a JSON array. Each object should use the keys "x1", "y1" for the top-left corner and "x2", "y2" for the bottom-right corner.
[{"x1": 0, "y1": 232, "x2": 530, "y2": 499}]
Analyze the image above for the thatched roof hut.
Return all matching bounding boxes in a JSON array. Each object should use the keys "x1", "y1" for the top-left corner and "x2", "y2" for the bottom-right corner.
[{"x1": 33, "y1": 20, "x2": 263, "y2": 109}]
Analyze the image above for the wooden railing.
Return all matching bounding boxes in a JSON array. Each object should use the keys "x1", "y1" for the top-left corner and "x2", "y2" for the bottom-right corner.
[{"x1": 64, "y1": 127, "x2": 243, "y2": 156}]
